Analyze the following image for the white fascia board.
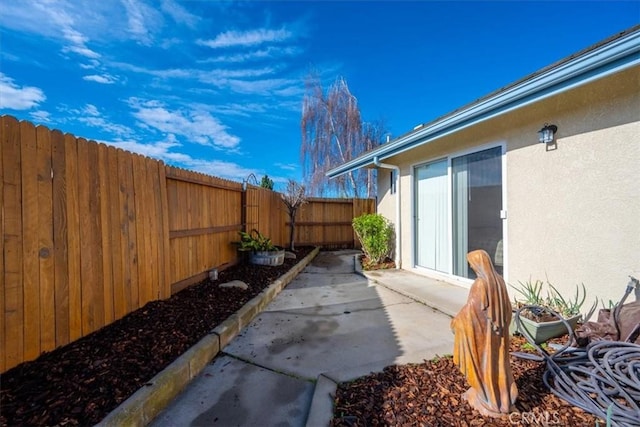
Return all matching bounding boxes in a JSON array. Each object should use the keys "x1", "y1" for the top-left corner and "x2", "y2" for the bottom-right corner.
[{"x1": 326, "y1": 29, "x2": 640, "y2": 179}]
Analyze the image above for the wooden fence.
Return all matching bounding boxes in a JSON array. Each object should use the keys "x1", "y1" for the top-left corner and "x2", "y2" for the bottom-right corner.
[
  {"x1": 295, "y1": 198, "x2": 373, "y2": 248},
  {"x1": 0, "y1": 115, "x2": 375, "y2": 372}
]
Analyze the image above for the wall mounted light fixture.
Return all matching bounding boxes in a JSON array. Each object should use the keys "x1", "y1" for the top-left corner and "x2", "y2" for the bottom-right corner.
[{"x1": 538, "y1": 123, "x2": 558, "y2": 144}]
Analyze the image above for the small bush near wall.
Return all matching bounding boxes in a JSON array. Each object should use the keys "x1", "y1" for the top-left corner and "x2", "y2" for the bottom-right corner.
[{"x1": 352, "y1": 213, "x2": 394, "y2": 265}]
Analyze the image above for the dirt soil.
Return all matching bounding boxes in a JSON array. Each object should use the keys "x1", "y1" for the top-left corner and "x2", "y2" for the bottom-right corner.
[
  {"x1": 331, "y1": 335, "x2": 601, "y2": 427},
  {"x1": 0, "y1": 246, "x2": 315, "y2": 427}
]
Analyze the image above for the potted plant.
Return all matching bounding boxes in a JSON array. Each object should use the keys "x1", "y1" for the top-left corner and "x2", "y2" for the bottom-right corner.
[
  {"x1": 509, "y1": 279, "x2": 597, "y2": 344},
  {"x1": 237, "y1": 229, "x2": 285, "y2": 266}
]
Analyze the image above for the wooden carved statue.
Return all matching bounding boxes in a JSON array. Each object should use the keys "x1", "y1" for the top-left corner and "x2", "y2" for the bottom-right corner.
[{"x1": 451, "y1": 249, "x2": 518, "y2": 417}]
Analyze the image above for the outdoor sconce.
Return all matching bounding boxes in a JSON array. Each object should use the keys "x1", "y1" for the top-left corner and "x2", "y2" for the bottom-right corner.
[{"x1": 538, "y1": 123, "x2": 558, "y2": 144}]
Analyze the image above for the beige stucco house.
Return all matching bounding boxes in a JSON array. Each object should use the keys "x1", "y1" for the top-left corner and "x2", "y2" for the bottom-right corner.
[{"x1": 328, "y1": 25, "x2": 640, "y2": 308}]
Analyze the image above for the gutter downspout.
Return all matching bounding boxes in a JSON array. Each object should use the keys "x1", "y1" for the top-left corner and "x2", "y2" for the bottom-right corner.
[{"x1": 373, "y1": 157, "x2": 401, "y2": 269}]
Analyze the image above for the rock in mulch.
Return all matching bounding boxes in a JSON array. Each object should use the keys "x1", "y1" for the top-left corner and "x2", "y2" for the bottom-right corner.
[
  {"x1": 219, "y1": 280, "x2": 249, "y2": 290},
  {"x1": 285, "y1": 251, "x2": 297, "y2": 259}
]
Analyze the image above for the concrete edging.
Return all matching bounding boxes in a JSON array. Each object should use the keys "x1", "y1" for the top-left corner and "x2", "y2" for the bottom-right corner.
[
  {"x1": 305, "y1": 374, "x2": 339, "y2": 427},
  {"x1": 97, "y1": 246, "x2": 320, "y2": 427}
]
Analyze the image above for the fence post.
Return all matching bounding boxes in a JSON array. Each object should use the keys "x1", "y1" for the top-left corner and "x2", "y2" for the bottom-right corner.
[{"x1": 241, "y1": 183, "x2": 247, "y2": 234}]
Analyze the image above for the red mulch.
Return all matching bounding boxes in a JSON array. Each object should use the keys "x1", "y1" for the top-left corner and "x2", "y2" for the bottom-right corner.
[
  {"x1": 0, "y1": 246, "x2": 315, "y2": 427},
  {"x1": 331, "y1": 335, "x2": 601, "y2": 426}
]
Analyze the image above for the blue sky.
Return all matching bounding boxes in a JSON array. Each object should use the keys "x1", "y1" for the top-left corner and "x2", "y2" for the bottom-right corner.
[{"x1": 1, "y1": 1, "x2": 638, "y2": 190}]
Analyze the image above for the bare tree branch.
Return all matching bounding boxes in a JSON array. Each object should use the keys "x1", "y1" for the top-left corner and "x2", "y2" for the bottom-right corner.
[
  {"x1": 281, "y1": 179, "x2": 308, "y2": 251},
  {"x1": 301, "y1": 73, "x2": 387, "y2": 198}
]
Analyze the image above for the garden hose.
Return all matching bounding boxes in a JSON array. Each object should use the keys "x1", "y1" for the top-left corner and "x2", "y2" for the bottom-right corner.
[{"x1": 511, "y1": 305, "x2": 640, "y2": 427}]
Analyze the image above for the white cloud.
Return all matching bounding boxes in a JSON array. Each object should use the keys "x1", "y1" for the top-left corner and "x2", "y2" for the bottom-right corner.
[
  {"x1": 128, "y1": 98, "x2": 241, "y2": 150},
  {"x1": 120, "y1": 0, "x2": 163, "y2": 46},
  {"x1": 83, "y1": 104, "x2": 100, "y2": 116},
  {"x1": 159, "y1": 37, "x2": 182, "y2": 50},
  {"x1": 105, "y1": 136, "x2": 184, "y2": 160},
  {"x1": 209, "y1": 102, "x2": 268, "y2": 117},
  {"x1": 196, "y1": 67, "x2": 278, "y2": 88},
  {"x1": 111, "y1": 62, "x2": 192, "y2": 79},
  {"x1": 69, "y1": 103, "x2": 133, "y2": 137},
  {"x1": 188, "y1": 159, "x2": 260, "y2": 182},
  {"x1": 61, "y1": 28, "x2": 100, "y2": 59},
  {"x1": 30, "y1": 110, "x2": 51, "y2": 123},
  {"x1": 276, "y1": 163, "x2": 298, "y2": 171},
  {"x1": 80, "y1": 60, "x2": 101, "y2": 69},
  {"x1": 0, "y1": 2, "x2": 62, "y2": 37},
  {"x1": 198, "y1": 28, "x2": 293, "y2": 49},
  {"x1": 80, "y1": 116, "x2": 132, "y2": 136},
  {"x1": 200, "y1": 46, "x2": 300, "y2": 64},
  {"x1": 161, "y1": 0, "x2": 199, "y2": 28},
  {"x1": 113, "y1": 62, "x2": 277, "y2": 83},
  {"x1": 0, "y1": 1, "x2": 101, "y2": 59},
  {"x1": 103, "y1": 136, "x2": 259, "y2": 182},
  {"x1": 223, "y1": 78, "x2": 302, "y2": 96},
  {"x1": 0, "y1": 73, "x2": 46, "y2": 110},
  {"x1": 83, "y1": 74, "x2": 118, "y2": 84}
]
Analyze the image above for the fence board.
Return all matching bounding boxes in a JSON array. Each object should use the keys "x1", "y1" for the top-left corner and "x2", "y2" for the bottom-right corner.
[
  {"x1": 97, "y1": 144, "x2": 114, "y2": 325},
  {"x1": 0, "y1": 117, "x2": 5, "y2": 372},
  {"x1": 64, "y1": 133, "x2": 82, "y2": 342},
  {"x1": 107, "y1": 146, "x2": 123, "y2": 319},
  {"x1": 116, "y1": 148, "x2": 134, "y2": 317},
  {"x1": 157, "y1": 163, "x2": 171, "y2": 300},
  {"x1": 20, "y1": 120, "x2": 40, "y2": 361},
  {"x1": 145, "y1": 156, "x2": 160, "y2": 302},
  {"x1": 78, "y1": 138, "x2": 100, "y2": 334},
  {"x1": 3, "y1": 116, "x2": 24, "y2": 370},
  {"x1": 133, "y1": 155, "x2": 150, "y2": 306},
  {"x1": 36, "y1": 125, "x2": 55, "y2": 353},
  {"x1": 52, "y1": 129, "x2": 69, "y2": 347}
]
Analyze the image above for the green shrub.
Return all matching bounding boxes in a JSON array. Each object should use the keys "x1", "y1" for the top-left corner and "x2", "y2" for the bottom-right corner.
[
  {"x1": 352, "y1": 213, "x2": 394, "y2": 265},
  {"x1": 237, "y1": 229, "x2": 277, "y2": 252}
]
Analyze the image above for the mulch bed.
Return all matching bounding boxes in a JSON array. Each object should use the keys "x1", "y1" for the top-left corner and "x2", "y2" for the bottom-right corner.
[
  {"x1": 331, "y1": 335, "x2": 601, "y2": 426},
  {"x1": 0, "y1": 246, "x2": 315, "y2": 427}
]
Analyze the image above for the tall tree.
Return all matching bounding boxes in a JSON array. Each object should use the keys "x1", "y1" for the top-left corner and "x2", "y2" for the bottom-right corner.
[
  {"x1": 301, "y1": 73, "x2": 386, "y2": 198},
  {"x1": 361, "y1": 119, "x2": 387, "y2": 199},
  {"x1": 260, "y1": 174, "x2": 274, "y2": 190}
]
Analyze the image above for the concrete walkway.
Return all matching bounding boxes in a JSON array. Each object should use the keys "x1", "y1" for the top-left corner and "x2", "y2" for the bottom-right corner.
[{"x1": 149, "y1": 250, "x2": 469, "y2": 427}]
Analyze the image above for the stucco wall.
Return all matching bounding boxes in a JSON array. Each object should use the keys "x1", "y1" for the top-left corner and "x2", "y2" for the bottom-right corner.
[
  {"x1": 506, "y1": 68, "x2": 640, "y2": 308},
  {"x1": 376, "y1": 65, "x2": 640, "y2": 308}
]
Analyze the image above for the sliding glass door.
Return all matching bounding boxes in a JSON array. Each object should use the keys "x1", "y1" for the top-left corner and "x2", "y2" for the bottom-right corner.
[
  {"x1": 414, "y1": 146, "x2": 503, "y2": 279},
  {"x1": 414, "y1": 159, "x2": 449, "y2": 272},
  {"x1": 452, "y1": 146, "x2": 503, "y2": 278}
]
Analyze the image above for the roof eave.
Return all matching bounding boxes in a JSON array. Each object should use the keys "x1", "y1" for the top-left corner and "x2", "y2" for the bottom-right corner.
[{"x1": 326, "y1": 27, "x2": 640, "y2": 179}]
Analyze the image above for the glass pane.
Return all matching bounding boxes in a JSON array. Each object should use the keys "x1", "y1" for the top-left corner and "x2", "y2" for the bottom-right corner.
[
  {"x1": 414, "y1": 159, "x2": 449, "y2": 272},
  {"x1": 452, "y1": 147, "x2": 503, "y2": 278}
]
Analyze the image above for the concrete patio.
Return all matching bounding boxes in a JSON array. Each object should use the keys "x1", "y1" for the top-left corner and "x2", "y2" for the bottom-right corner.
[{"x1": 147, "y1": 250, "x2": 469, "y2": 426}]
